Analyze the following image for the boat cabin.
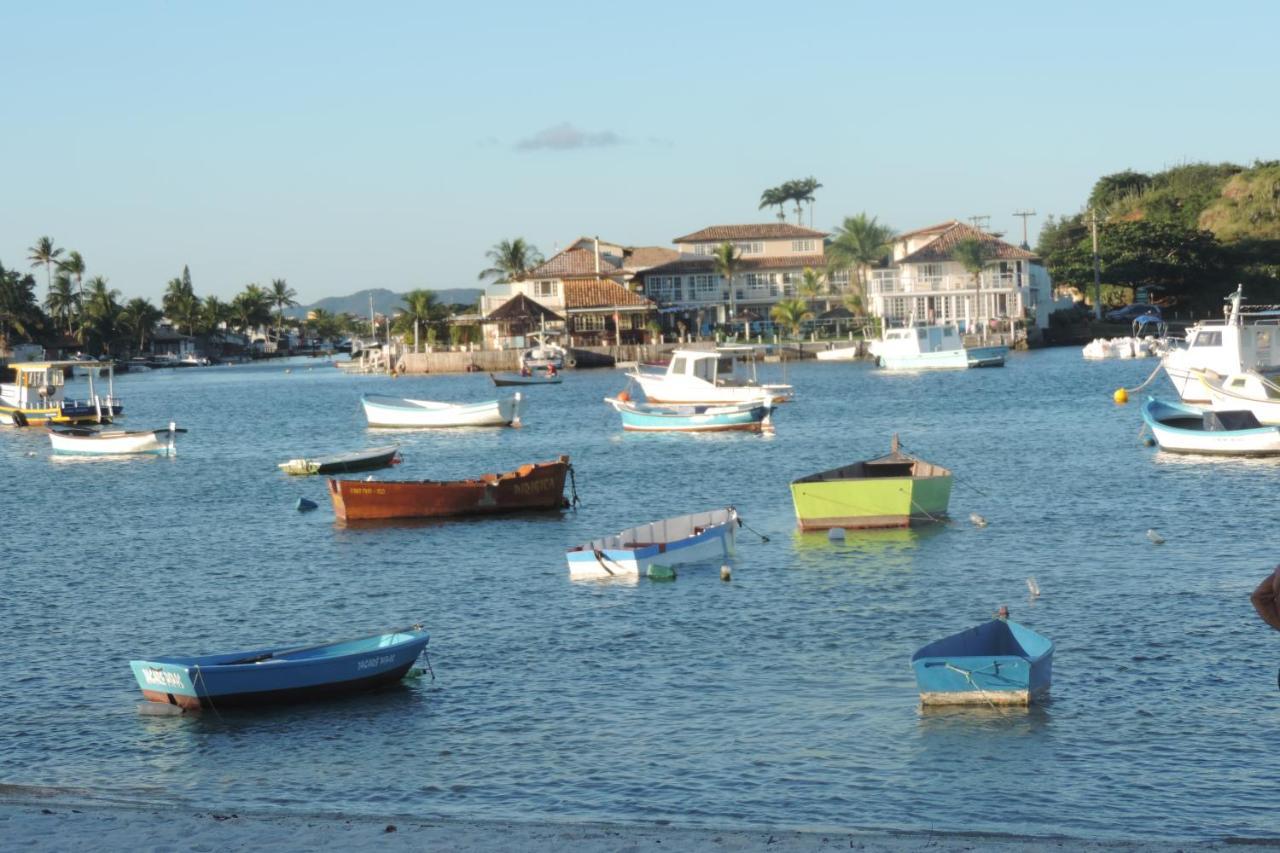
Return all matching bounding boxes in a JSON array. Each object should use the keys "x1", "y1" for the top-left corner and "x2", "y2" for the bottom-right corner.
[
  {"x1": 881, "y1": 324, "x2": 963, "y2": 355},
  {"x1": 664, "y1": 348, "x2": 761, "y2": 388},
  {"x1": 0, "y1": 361, "x2": 120, "y2": 425}
]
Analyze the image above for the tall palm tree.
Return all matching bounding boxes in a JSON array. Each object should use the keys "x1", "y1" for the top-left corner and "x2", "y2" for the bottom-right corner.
[
  {"x1": 798, "y1": 267, "x2": 826, "y2": 312},
  {"x1": 951, "y1": 237, "x2": 991, "y2": 338},
  {"x1": 712, "y1": 241, "x2": 742, "y2": 332},
  {"x1": 827, "y1": 214, "x2": 895, "y2": 314},
  {"x1": 45, "y1": 271, "x2": 81, "y2": 337},
  {"x1": 0, "y1": 262, "x2": 43, "y2": 351},
  {"x1": 478, "y1": 238, "x2": 543, "y2": 282},
  {"x1": 792, "y1": 176, "x2": 822, "y2": 226},
  {"x1": 27, "y1": 236, "x2": 63, "y2": 292},
  {"x1": 117, "y1": 297, "x2": 163, "y2": 353},
  {"x1": 79, "y1": 276, "x2": 121, "y2": 355},
  {"x1": 393, "y1": 289, "x2": 446, "y2": 352},
  {"x1": 269, "y1": 278, "x2": 298, "y2": 348},
  {"x1": 201, "y1": 295, "x2": 230, "y2": 335},
  {"x1": 58, "y1": 250, "x2": 86, "y2": 299},
  {"x1": 232, "y1": 284, "x2": 272, "y2": 335},
  {"x1": 770, "y1": 298, "x2": 813, "y2": 340},
  {"x1": 758, "y1": 186, "x2": 787, "y2": 222}
]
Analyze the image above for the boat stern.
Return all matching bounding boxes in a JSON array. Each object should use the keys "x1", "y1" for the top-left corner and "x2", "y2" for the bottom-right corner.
[{"x1": 130, "y1": 659, "x2": 202, "y2": 709}]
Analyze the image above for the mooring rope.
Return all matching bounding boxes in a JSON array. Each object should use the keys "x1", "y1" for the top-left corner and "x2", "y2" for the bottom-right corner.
[{"x1": 942, "y1": 662, "x2": 1005, "y2": 714}]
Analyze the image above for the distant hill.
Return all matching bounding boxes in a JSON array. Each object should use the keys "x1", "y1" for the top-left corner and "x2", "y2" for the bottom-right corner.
[{"x1": 286, "y1": 287, "x2": 483, "y2": 319}]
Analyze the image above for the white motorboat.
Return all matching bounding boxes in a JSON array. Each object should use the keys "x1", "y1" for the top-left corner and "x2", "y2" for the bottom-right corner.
[
  {"x1": 361, "y1": 393, "x2": 522, "y2": 428},
  {"x1": 48, "y1": 422, "x2": 183, "y2": 456},
  {"x1": 1140, "y1": 397, "x2": 1280, "y2": 456},
  {"x1": 1162, "y1": 286, "x2": 1280, "y2": 403},
  {"x1": 627, "y1": 348, "x2": 792, "y2": 404},
  {"x1": 868, "y1": 323, "x2": 1006, "y2": 370},
  {"x1": 565, "y1": 507, "x2": 738, "y2": 580},
  {"x1": 815, "y1": 344, "x2": 861, "y2": 361},
  {"x1": 1191, "y1": 369, "x2": 1280, "y2": 424}
]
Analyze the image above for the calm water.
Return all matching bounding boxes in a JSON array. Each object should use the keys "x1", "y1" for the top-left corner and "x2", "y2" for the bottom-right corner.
[{"x1": 2, "y1": 350, "x2": 1277, "y2": 840}]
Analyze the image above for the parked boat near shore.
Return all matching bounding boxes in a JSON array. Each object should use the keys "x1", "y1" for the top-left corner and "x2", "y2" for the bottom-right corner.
[
  {"x1": 628, "y1": 348, "x2": 792, "y2": 404},
  {"x1": 869, "y1": 324, "x2": 1006, "y2": 370},
  {"x1": 1162, "y1": 285, "x2": 1280, "y2": 403},
  {"x1": 566, "y1": 507, "x2": 738, "y2": 580},
  {"x1": 1190, "y1": 369, "x2": 1280, "y2": 424},
  {"x1": 48, "y1": 422, "x2": 184, "y2": 456},
  {"x1": 1140, "y1": 397, "x2": 1280, "y2": 456},
  {"x1": 327, "y1": 455, "x2": 571, "y2": 521},
  {"x1": 0, "y1": 361, "x2": 123, "y2": 426},
  {"x1": 129, "y1": 625, "x2": 430, "y2": 710},
  {"x1": 490, "y1": 371, "x2": 562, "y2": 387},
  {"x1": 361, "y1": 393, "x2": 522, "y2": 428},
  {"x1": 814, "y1": 344, "x2": 861, "y2": 361},
  {"x1": 911, "y1": 618, "x2": 1053, "y2": 706}
]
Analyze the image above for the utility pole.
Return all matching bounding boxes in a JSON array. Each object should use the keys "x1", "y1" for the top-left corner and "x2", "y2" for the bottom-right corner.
[
  {"x1": 1013, "y1": 209, "x2": 1036, "y2": 250},
  {"x1": 1089, "y1": 208, "x2": 1102, "y2": 320}
]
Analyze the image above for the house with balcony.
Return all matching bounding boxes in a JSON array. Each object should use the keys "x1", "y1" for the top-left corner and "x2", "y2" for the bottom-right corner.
[
  {"x1": 867, "y1": 220, "x2": 1057, "y2": 331},
  {"x1": 479, "y1": 237, "x2": 665, "y2": 347},
  {"x1": 637, "y1": 223, "x2": 833, "y2": 335}
]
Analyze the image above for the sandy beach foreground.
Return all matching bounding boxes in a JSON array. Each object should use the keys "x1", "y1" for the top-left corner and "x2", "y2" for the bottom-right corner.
[{"x1": 0, "y1": 797, "x2": 1250, "y2": 852}]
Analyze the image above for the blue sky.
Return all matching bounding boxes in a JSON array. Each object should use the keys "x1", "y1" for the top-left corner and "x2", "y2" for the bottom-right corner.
[{"x1": 2, "y1": 1, "x2": 1278, "y2": 304}]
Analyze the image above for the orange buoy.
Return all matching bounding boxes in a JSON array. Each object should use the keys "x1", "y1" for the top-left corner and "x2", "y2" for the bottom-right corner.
[{"x1": 617, "y1": 390, "x2": 631, "y2": 402}]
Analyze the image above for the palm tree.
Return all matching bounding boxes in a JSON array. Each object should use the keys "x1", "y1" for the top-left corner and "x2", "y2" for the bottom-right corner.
[
  {"x1": 79, "y1": 276, "x2": 121, "y2": 355},
  {"x1": 58, "y1": 250, "x2": 86, "y2": 298},
  {"x1": 306, "y1": 308, "x2": 343, "y2": 344},
  {"x1": 393, "y1": 289, "x2": 446, "y2": 352},
  {"x1": 712, "y1": 242, "x2": 742, "y2": 333},
  {"x1": 951, "y1": 237, "x2": 991, "y2": 338},
  {"x1": 27, "y1": 236, "x2": 63, "y2": 292},
  {"x1": 0, "y1": 262, "x2": 43, "y2": 351},
  {"x1": 232, "y1": 284, "x2": 272, "y2": 335},
  {"x1": 826, "y1": 214, "x2": 895, "y2": 313},
  {"x1": 792, "y1": 176, "x2": 822, "y2": 226},
  {"x1": 45, "y1": 271, "x2": 81, "y2": 337},
  {"x1": 770, "y1": 298, "x2": 813, "y2": 340},
  {"x1": 117, "y1": 297, "x2": 163, "y2": 353},
  {"x1": 758, "y1": 186, "x2": 787, "y2": 222},
  {"x1": 200, "y1": 295, "x2": 229, "y2": 336},
  {"x1": 478, "y1": 238, "x2": 543, "y2": 282},
  {"x1": 269, "y1": 278, "x2": 298, "y2": 349},
  {"x1": 798, "y1": 267, "x2": 826, "y2": 312}
]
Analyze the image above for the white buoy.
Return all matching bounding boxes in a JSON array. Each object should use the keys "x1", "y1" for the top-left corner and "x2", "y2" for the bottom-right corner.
[
  {"x1": 1026, "y1": 577, "x2": 1041, "y2": 597},
  {"x1": 827, "y1": 527, "x2": 846, "y2": 541},
  {"x1": 970, "y1": 513, "x2": 988, "y2": 528},
  {"x1": 720, "y1": 564, "x2": 731, "y2": 582},
  {"x1": 1146, "y1": 529, "x2": 1165, "y2": 545}
]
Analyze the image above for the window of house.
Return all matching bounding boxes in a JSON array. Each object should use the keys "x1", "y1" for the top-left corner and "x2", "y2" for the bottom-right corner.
[
  {"x1": 791, "y1": 240, "x2": 814, "y2": 253},
  {"x1": 691, "y1": 274, "x2": 717, "y2": 297},
  {"x1": 575, "y1": 314, "x2": 605, "y2": 332},
  {"x1": 734, "y1": 241, "x2": 763, "y2": 255},
  {"x1": 920, "y1": 264, "x2": 944, "y2": 279},
  {"x1": 745, "y1": 273, "x2": 773, "y2": 290},
  {"x1": 534, "y1": 280, "x2": 557, "y2": 298}
]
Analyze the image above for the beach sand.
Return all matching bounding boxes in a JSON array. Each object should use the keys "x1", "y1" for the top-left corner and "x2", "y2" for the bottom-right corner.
[{"x1": 0, "y1": 796, "x2": 1244, "y2": 852}]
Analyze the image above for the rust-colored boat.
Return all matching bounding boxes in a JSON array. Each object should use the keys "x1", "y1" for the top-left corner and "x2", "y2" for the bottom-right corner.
[{"x1": 328, "y1": 455, "x2": 571, "y2": 522}]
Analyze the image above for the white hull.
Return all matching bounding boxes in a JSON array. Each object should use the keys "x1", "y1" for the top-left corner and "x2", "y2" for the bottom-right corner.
[
  {"x1": 362, "y1": 393, "x2": 522, "y2": 428},
  {"x1": 49, "y1": 427, "x2": 178, "y2": 456},
  {"x1": 630, "y1": 373, "x2": 791, "y2": 405},
  {"x1": 566, "y1": 508, "x2": 737, "y2": 580},
  {"x1": 1149, "y1": 425, "x2": 1280, "y2": 455},
  {"x1": 815, "y1": 346, "x2": 860, "y2": 361},
  {"x1": 1195, "y1": 371, "x2": 1280, "y2": 424}
]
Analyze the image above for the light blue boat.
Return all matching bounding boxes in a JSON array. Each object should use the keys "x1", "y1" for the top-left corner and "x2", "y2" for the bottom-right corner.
[
  {"x1": 1140, "y1": 397, "x2": 1280, "y2": 455},
  {"x1": 911, "y1": 619, "x2": 1053, "y2": 706},
  {"x1": 130, "y1": 625, "x2": 430, "y2": 710},
  {"x1": 603, "y1": 396, "x2": 773, "y2": 432}
]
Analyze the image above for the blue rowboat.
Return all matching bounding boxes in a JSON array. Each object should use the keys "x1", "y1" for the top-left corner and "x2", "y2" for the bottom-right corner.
[
  {"x1": 130, "y1": 625, "x2": 430, "y2": 710},
  {"x1": 911, "y1": 619, "x2": 1053, "y2": 706},
  {"x1": 603, "y1": 396, "x2": 773, "y2": 432},
  {"x1": 1140, "y1": 397, "x2": 1280, "y2": 456}
]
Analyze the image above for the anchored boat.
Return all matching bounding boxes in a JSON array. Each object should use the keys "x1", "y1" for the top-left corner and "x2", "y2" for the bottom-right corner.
[
  {"x1": 130, "y1": 625, "x2": 430, "y2": 710},
  {"x1": 490, "y1": 371, "x2": 562, "y2": 387},
  {"x1": 328, "y1": 455, "x2": 571, "y2": 522},
  {"x1": 1140, "y1": 397, "x2": 1280, "y2": 456},
  {"x1": 868, "y1": 323, "x2": 1006, "y2": 370},
  {"x1": 1162, "y1": 286, "x2": 1280, "y2": 404},
  {"x1": 566, "y1": 507, "x2": 738, "y2": 580},
  {"x1": 789, "y1": 435, "x2": 952, "y2": 530},
  {"x1": 603, "y1": 395, "x2": 774, "y2": 432},
  {"x1": 48, "y1": 423, "x2": 184, "y2": 456},
  {"x1": 278, "y1": 444, "x2": 401, "y2": 475},
  {"x1": 0, "y1": 360, "x2": 123, "y2": 426},
  {"x1": 911, "y1": 618, "x2": 1054, "y2": 706},
  {"x1": 361, "y1": 393, "x2": 522, "y2": 428},
  {"x1": 627, "y1": 348, "x2": 792, "y2": 404},
  {"x1": 1190, "y1": 369, "x2": 1280, "y2": 424}
]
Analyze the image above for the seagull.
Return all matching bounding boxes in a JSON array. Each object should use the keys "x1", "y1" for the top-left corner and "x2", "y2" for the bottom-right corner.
[
  {"x1": 969, "y1": 513, "x2": 988, "y2": 528},
  {"x1": 1026, "y1": 577, "x2": 1041, "y2": 597},
  {"x1": 1146, "y1": 529, "x2": 1165, "y2": 545}
]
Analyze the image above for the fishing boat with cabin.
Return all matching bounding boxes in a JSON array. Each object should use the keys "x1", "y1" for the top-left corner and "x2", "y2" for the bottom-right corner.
[
  {"x1": 328, "y1": 455, "x2": 572, "y2": 522},
  {"x1": 361, "y1": 393, "x2": 522, "y2": 428},
  {"x1": 627, "y1": 348, "x2": 792, "y2": 405},
  {"x1": 48, "y1": 422, "x2": 184, "y2": 456},
  {"x1": 911, "y1": 617, "x2": 1054, "y2": 706},
  {"x1": 1161, "y1": 286, "x2": 1280, "y2": 403},
  {"x1": 789, "y1": 435, "x2": 952, "y2": 530},
  {"x1": 129, "y1": 625, "x2": 430, "y2": 710},
  {"x1": 603, "y1": 394, "x2": 774, "y2": 433},
  {"x1": 1140, "y1": 396, "x2": 1280, "y2": 456},
  {"x1": 867, "y1": 323, "x2": 1006, "y2": 370},
  {"x1": 566, "y1": 507, "x2": 738, "y2": 580},
  {"x1": 1188, "y1": 368, "x2": 1280, "y2": 424},
  {"x1": 0, "y1": 361, "x2": 123, "y2": 426},
  {"x1": 278, "y1": 444, "x2": 401, "y2": 475}
]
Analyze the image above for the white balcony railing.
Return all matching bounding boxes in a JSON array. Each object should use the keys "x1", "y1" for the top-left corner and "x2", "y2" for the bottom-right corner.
[{"x1": 868, "y1": 270, "x2": 1023, "y2": 296}]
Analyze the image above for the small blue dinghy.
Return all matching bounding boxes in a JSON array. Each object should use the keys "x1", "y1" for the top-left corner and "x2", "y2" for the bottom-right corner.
[
  {"x1": 911, "y1": 618, "x2": 1053, "y2": 706},
  {"x1": 130, "y1": 625, "x2": 430, "y2": 710}
]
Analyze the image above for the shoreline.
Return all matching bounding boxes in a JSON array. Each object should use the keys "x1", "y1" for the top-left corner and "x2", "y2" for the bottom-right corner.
[{"x1": 0, "y1": 793, "x2": 1255, "y2": 852}]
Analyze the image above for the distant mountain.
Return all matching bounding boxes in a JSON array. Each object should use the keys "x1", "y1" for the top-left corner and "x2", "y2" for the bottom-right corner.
[{"x1": 285, "y1": 287, "x2": 483, "y2": 319}]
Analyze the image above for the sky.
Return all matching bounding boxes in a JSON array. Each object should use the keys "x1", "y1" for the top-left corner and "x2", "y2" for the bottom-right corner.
[{"x1": 3, "y1": 0, "x2": 1279, "y2": 305}]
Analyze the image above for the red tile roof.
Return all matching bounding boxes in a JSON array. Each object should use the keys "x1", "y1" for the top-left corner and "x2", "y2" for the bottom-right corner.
[
  {"x1": 563, "y1": 278, "x2": 654, "y2": 311},
  {"x1": 673, "y1": 223, "x2": 828, "y2": 243},
  {"x1": 485, "y1": 292, "x2": 565, "y2": 322},
  {"x1": 897, "y1": 221, "x2": 1038, "y2": 264},
  {"x1": 640, "y1": 254, "x2": 829, "y2": 276},
  {"x1": 527, "y1": 247, "x2": 621, "y2": 278},
  {"x1": 622, "y1": 246, "x2": 680, "y2": 270},
  {"x1": 893, "y1": 220, "x2": 963, "y2": 241}
]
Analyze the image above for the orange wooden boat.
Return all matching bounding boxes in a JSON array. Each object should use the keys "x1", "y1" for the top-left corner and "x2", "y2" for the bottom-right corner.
[{"x1": 328, "y1": 455, "x2": 572, "y2": 522}]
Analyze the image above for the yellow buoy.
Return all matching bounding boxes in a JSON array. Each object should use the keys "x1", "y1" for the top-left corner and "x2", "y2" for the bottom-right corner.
[{"x1": 1113, "y1": 388, "x2": 1129, "y2": 405}]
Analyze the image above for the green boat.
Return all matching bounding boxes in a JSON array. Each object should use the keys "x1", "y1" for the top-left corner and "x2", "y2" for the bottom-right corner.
[{"x1": 789, "y1": 435, "x2": 952, "y2": 530}]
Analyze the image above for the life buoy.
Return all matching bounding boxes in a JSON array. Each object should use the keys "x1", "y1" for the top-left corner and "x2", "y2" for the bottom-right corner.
[
  {"x1": 12, "y1": 410, "x2": 28, "y2": 427},
  {"x1": 564, "y1": 355, "x2": 577, "y2": 369}
]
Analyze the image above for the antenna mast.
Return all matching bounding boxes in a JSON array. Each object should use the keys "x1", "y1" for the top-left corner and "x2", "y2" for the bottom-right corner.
[{"x1": 1012, "y1": 209, "x2": 1037, "y2": 249}]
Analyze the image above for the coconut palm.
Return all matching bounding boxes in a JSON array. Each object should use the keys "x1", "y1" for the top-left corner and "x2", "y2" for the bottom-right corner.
[
  {"x1": 712, "y1": 241, "x2": 742, "y2": 331},
  {"x1": 232, "y1": 284, "x2": 272, "y2": 335},
  {"x1": 770, "y1": 298, "x2": 813, "y2": 340},
  {"x1": 58, "y1": 250, "x2": 87, "y2": 299},
  {"x1": 117, "y1": 297, "x2": 163, "y2": 353},
  {"x1": 269, "y1": 278, "x2": 298, "y2": 348},
  {"x1": 45, "y1": 271, "x2": 81, "y2": 337},
  {"x1": 79, "y1": 276, "x2": 121, "y2": 355},
  {"x1": 27, "y1": 236, "x2": 63, "y2": 292},
  {"x1": 478, "y1": 238, "x2": 544, "y2": 282},
  {"x1": 758, "y1": 186, "x2": 788, "y2": 222},
  {"x1": 790, "y1": 176, "x2": 822, "y2": 226},
  {"x1": 200, "y1": 295, "x2": 231, "y2": 335},
  {"x1": 393, "y1": 289, "x2": 447, "y2": 352},
  {"x1": 0, "y1": 262, "x2": 43, "y2": 351},
  {"x1": 798, "y1": 267, "x2": 826, "y2": 312},
  {"x1": 827, "y1": 214, "x2": 895, "y2": 313},
  {"x1": 951, "y1": 237, "x2": 991, "y2": 338}
]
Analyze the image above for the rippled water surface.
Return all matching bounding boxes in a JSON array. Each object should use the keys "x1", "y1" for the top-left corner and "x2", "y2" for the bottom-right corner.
[{"x1": 3, "y1": 350, "x2": 1276, "y2": 840}]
